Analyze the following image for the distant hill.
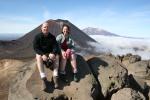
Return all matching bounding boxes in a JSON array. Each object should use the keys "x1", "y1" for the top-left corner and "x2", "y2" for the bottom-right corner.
[
  {"x1": 0, "y1": 33, "x2": 22, "y2": 40},
  {"x1": 82, "y1": 27, "x2": 119, "y2": 36}
]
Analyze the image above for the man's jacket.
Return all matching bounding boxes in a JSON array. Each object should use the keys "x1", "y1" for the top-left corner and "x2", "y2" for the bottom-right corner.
[{"x1": 33, "y1": 32, "x2": 60, "y2": 55}]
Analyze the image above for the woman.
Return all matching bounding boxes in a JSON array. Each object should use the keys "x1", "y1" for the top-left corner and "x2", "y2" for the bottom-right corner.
[{"x1": 56, "y1": 24, "x2": 78, "y2": 82}]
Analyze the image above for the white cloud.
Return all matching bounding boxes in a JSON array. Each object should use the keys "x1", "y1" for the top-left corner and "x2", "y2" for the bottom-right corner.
[
  {"x1": 42, "y1": 7, "x2": 74, "y2": 21},
  {"x1": 0, "y1": 15, "x2": 42, "y2": 34},
  {"x1": 89, "y1": 35, "x2": 150, "y2": 60},
  {"x1": 43, "y1": 9, "x2": 51, "y2": 20},
  {"x1": 0, "y1": 15, "x2": 37, "y2": 23},
  {"x1": 0, "y1": 7, "x2": 75, "y2": 34}
]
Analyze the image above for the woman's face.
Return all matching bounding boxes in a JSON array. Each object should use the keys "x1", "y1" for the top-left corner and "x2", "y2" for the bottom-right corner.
[{"x1": 63, "y1": 26, "x2": 69, "y2": 35}]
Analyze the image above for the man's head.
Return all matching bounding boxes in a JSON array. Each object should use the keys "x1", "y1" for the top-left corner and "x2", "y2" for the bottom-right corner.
[{"x1": 41, "y1": 22, "x2": 49, "y2": 35}]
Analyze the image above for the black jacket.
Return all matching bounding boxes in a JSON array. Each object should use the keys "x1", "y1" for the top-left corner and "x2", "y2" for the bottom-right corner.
[{"x1": 33, "y1": 32, "x2": 60, "y2": 55}]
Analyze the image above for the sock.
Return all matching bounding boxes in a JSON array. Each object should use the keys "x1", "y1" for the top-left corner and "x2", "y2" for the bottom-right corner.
[
  {"x1": 53, "y1": 69, "x2": 58, "y2": 77},
  {"x1": 73, "y1": 68, "x2": 78, "y2": 74},
  {"x1": 40, "y1": 72, "x2": 46, "y2": 79}
]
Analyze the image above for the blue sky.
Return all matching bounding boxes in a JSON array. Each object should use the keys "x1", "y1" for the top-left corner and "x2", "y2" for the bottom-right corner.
[{"x1": 0, "y1": 0, "x2": 150, "y2": 38}]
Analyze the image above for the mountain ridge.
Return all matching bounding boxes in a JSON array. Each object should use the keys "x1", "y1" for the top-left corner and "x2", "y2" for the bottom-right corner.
[{"x1": 82, "y1": 27, "x2": 119, "y2": 36}]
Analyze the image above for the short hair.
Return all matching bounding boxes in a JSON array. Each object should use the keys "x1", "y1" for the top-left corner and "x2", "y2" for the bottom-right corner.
[{"x1": 42, "y1": 22, "x2": 49, "y2": 27}]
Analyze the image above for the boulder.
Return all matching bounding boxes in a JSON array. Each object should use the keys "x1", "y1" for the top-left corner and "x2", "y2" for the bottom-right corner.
[
  {"x1": 111, "y1": 88, "x2": 145, "y2": 100},
  {"x1": 87, "y1": 55, "x2": 128, "y2": 98},
  {"x1": 127, "y1": 60, "x2": 150, "y2": 79},
  {"x1": 126, "y1": 60, "x2": 150, "y2": 97},
  {"x1": 115, "y1": 55, "x2": 124, "y2": 62},
  {"x1": 122, "y1": 53, "x2": 132, "y2": 61},
  {"x1": 8, "y1": 59, "x2": 36, "y2": 100},
  {"x1": 0, "y1": 59, "x2": 28, "y2": 100},
  {"x1": 129, "y1": 55, "x2": 141, "y2": 64},
  {"x1": 26, "y1": 55, "x2": 100, "y2": 100}
]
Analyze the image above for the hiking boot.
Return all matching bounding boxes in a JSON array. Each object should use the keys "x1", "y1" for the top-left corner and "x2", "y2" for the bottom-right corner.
[
  {"x1": 59, "y1": 73, "x2": 69, "y2": 83},
  {"x1": 53, "y1": 76, "x2": 59, "y2": 89},
  {"x1": 41, "y1": 77, "x2": 48, "y2": 91},
  {"x1": 73, "y1": 73, "x2": 78, "y2": 82}
]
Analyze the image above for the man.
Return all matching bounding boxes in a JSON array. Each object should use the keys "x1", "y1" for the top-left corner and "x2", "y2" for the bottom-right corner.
[{"x1": 33, "y1": 22, "x2": 60, "y2": 90}]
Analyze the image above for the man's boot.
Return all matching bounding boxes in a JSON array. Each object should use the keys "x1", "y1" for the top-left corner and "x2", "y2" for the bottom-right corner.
[
  {"x1": 53, "y1": 76, "x2": 59, "y2": 89},
  {"x1": 59, "y1": 73, "x2": 69, "y2": 83}
]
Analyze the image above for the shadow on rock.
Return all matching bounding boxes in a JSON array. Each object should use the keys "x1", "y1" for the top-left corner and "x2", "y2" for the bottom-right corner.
[
  {"x1": 128, "y1": 74, "x2": 150, "y2": 100},
  {"x1": 87, "y1": 57, "x2": 108, "y2": 76},
  {"x1": 87, "y1": 57, "x2": 109, "y2": 99},
  {"x1": 44, "y1": 80, "x2": 55, "y2": 93},
  {"x1": 58, "y1": 55, "x2": 92, "y2": 89}
]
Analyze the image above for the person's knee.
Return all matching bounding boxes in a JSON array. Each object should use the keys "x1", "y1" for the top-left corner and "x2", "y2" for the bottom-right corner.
[
  {"x1": 71, "y1": 54, "x2": 76, "y2": 60},
  {"x1": 36, "y1": 54, "x2": 43, "y2": 61},
  {"x1": 36, "y1": 54, "x2": 42, "y2": 60},
  {"x1": 53, "y1": 55, "x2": 59, "y2": 66},
  {"x1": 55, "y1": 55, "x2": 59, "y2": 60},
  {"x1": 62, "y1": 56, "x2": 67, "y2": 60}
]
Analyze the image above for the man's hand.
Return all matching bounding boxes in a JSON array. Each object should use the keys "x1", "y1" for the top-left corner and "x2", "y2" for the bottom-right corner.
[
  {"x1": 42, "y1": 55, "x2": 48, "y2": 61},
  {"x1": 49, "y1": 53, "x2": 56, "y2": 60}
]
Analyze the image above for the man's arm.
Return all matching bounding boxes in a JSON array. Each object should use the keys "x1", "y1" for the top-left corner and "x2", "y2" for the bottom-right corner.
[{"x1": 33, "y1": 35, "x2": 44, "y2": 55}]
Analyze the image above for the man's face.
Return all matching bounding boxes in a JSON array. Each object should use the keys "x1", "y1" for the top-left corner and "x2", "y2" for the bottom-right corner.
[{"x1": 41, "y1": 23, "x2": 49, "y2": 34}]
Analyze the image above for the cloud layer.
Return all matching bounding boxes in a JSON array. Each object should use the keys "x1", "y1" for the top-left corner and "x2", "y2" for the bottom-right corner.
[{"x1": 89, "y1": 35, "x2": 150, "y2": 60}]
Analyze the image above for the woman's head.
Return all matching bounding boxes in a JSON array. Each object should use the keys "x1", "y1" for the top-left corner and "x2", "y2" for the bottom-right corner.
[{"x1": 62, "y1": 24, "x2": 70, "y2": 35}]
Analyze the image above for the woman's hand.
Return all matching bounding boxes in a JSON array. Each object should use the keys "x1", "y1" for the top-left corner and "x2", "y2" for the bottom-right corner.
[
  {"x1": 66, "y1": 49, "x2": 72, "y2": 58},
  {"x1": 62, "y1": 50, "x2": 67, "y2": 59}
]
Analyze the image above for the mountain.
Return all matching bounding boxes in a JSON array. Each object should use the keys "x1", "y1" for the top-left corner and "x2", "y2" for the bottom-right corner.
[
  {"x1": 0, "y1": 19, "x2": 96, "y2": 59},
  {"x1": 82, "y1": 27, "x2": 119, "y2": 36}
]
